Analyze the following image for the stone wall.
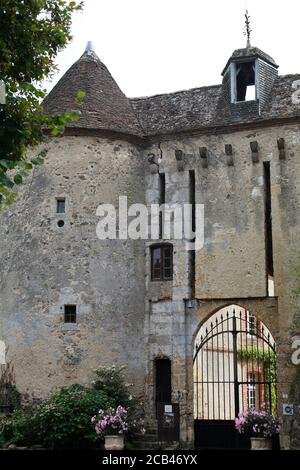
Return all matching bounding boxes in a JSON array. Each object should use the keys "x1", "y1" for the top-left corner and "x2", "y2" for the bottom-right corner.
[
  {"x1": 0, "y1": 135, "x2": 146, "y2": 399},
  {"x1": 1, "y1": 120, "x2": 300, "y2": 447},
  {"x1": 143, "y1": 123, "x2": 300, "y2": 447}
]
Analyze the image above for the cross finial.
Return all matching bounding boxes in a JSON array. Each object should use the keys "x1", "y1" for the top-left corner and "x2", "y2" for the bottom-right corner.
[{"x1": 243, "y1": 9, "x2": 252, "y2": 48}]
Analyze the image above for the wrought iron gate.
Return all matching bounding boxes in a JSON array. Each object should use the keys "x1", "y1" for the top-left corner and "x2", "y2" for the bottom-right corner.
[{"x1": 193, "y1": 308, "x2": 277, "y2": 449}]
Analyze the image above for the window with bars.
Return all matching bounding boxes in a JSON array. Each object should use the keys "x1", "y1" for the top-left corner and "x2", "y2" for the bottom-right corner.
[
  {"x1": 64, "y1": 305, "x2": 76, "y2": 323},
  {"x1": 151, "y1": 244, "x2": 173, "y2": 281},
  {"x1": 56, "y1": 198, "x2": 66, "y2": 214},
  {"x1": 247, "y1": 372, "x2": 256, "y2": 409}
]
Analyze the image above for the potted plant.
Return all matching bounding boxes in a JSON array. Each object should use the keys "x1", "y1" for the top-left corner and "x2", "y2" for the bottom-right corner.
[
  {"x1": 235, "y1": 406, "x2": 281, "y2": 450},
  {"x1": 92, "y1": 406, "x2": 129, "y2": 450},
  {"x1": 92, "y1": 405, "x2": 146, "y2": 450}
]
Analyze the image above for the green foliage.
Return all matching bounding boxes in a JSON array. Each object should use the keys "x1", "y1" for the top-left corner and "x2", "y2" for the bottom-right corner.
[
  {"x1": 0, "y1": 367, "x2": 144, "y2": 449},
  {"x1": 0, "y1": 407, "x2": 38, "y2": 447},
  {"x1": 34, "y1": 384, "x2": 114, "y2": 449},
  {"x1": 0, "y1": 384, "x2": 114, "y2": 449},
  {"x1": 237, "y1": 346, "x2": 276, "y2": 366},
  {"x1": 237, "y1": 347, "x2": 277, "y2": 413},
  {"x1": 0, "y1": 383, "x2": 21, "y2": 411},
  {"x1": 179, "y1": 440, "x2": 190, "y2": 449},
  {"x1": 92, "y1": 366, "x2": 145, "y2": 441},
  {"x1": 92, "y1": 365, "x2": 134, "y2": 408},
  {"x1": 0, "y1": 363, "x2": 21, "y2": 411},
  {"x1": 0, "y1": 0, "x2": 84, "y2": 208}
]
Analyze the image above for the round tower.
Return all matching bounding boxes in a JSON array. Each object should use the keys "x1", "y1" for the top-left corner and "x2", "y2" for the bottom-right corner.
[{"x1": 0, "y1": 44, "x2": 146, "y2": 398}]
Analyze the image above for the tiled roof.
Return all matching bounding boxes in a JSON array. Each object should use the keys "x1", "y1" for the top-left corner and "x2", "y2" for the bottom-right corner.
[
  {"x1": 43, "y1": 46, "x2": 300, "y2": 138},
  {"x1": 131, "y1": 74, "x2": 300, "y2": 136},
  {"x1": 222, "y1": 46, "x2": 278, "y2": 75},
  {"x1": 43, "y1": 50, "x2": 143, "y2": 137}
]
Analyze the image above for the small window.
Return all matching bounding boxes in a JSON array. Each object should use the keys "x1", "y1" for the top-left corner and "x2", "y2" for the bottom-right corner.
[
  {"x1": 246, "y1": 311, "x2": 257, "y2": 336},
  {"x1": 247, "y1": 372, "x2": 256, "y2": 409},
  {"x1": 151, "y1": 244, "x2": 173, "y2": 281},
  {"x1": 56, "y1": 198, "x2": 66, "y2": 214},
  {"x1": 64, "y1": 305, "x2": 76, "y2": 323}
]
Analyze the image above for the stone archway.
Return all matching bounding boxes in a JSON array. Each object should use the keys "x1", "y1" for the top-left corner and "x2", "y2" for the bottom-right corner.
[{"x1": 191, "y1": 302, "x2": 278, "y2": 449}]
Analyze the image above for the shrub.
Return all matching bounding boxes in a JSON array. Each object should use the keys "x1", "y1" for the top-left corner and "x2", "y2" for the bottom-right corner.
[
  {"x1": 35, "y1": 384, "x2": 115, "y2": 449},
  {"x1": 1, "y1": 384, "x2": 114, "y2": 449},
  {"x1": 92, "y1": 365, "x2": 145, "y2": 440},
  {"x1": 0, "y1": 406, "x2": 37, "y2": 446},
  {"x1": 0, "y1": 383, "x2": 21, "y2": 412},
  {"x1": 0, "y1": 366, "x2": 145, "y2": 449},
  {"x1": 92, "y1": 365, "x2": 133, "y2": 407},
  {"x1": 0, "y1": 363, "x2": 21, "y2": 412}
]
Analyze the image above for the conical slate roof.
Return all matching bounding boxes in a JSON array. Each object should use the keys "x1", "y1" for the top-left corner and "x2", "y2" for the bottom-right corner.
[{"x1": 43, "y1": 45, "x2": 143, "y2": 136}]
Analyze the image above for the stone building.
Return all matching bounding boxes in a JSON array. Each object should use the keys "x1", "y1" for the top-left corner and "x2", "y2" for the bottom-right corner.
[{"x1": 1, "y1": 39, "x2": 300, "y2": 448}]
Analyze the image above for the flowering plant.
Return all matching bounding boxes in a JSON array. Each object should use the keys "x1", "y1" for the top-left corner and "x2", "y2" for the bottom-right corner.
[
  {"x1": 235, "y1": 406, "x2": 281, "y2": 438},
  {"x1": 92, "y1": 406, "x2": 129, "y2": 436},
  {"x1": 92, "y1": 406, "x2": 146, "y2": 437}
]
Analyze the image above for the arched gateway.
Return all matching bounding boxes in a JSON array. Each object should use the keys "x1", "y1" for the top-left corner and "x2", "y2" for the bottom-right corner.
[{"x1": 193, "y1": 305, "x2": 277, "y2": 449}]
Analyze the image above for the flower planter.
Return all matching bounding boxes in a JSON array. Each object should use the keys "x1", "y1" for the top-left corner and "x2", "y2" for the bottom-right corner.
[
  {"x1": 250, "y1": 437, "x2": 272, "y2": 450},
  {"x1": 104, "y1": 435, "x2": 124, "y2": 450}
]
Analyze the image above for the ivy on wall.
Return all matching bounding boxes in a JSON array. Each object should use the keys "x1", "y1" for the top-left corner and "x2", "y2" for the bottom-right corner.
[{"x1": 237, "y1": 347, "x2": 277, "y2": 414}]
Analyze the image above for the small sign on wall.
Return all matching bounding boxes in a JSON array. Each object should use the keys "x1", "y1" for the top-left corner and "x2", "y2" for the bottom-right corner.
[
  {"x1": 163, "y1": 412, "x2": 175, "y2": 428},
  {"x1": 157, "y1": 403, "x2": 180, "y2": 442},
  {"x1": 283, "y1": 404, "x2": 294, "y2": 416}
]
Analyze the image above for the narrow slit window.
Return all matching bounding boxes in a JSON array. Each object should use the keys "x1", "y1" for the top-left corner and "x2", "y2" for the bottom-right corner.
[
  {"x1": 189, "y1": 170, "x2": 196, "y2": 295},
  {"x1": 264, "y1": 161, "x2": 274, "y2": 294},
  {"x1": 159, "y1": 173, "x2": 165, "y2": 239},
  {"x1": 56, "y1": 198, "x2": 66, "y2": 214},
  {"x1": 64, "y1": 305, "x2": 76, "y2": 323}
]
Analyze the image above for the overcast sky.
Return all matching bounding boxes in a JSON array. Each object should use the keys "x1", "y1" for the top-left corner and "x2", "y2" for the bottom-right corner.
[{"x1": 45, "y1": 0, "x2": 300, "y2": 98}]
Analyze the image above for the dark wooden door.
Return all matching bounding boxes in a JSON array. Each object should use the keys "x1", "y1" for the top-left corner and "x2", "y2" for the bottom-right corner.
[{"x1": 155, "y1": 358, "x2": 171, "y2": 407}]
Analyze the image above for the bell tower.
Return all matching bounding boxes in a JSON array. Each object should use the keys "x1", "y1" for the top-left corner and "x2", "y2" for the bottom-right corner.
[{"x1": 222, "y1": 11, "x2": 279, "y2": 114}]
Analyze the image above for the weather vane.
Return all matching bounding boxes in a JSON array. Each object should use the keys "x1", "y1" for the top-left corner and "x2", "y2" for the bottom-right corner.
[{"x1": 243, "y1": 9, "x2": 252, "y2": 48}]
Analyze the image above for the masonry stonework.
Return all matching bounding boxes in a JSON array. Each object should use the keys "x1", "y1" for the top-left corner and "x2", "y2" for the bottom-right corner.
[
  {"x1": 1, "y1": 43, "x2": 300, "y2": 448},
  {"x1": 0, "y1": 136, "x2": 146, "y2": 399}
]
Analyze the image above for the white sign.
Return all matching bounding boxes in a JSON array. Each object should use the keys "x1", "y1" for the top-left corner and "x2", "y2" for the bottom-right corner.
[{"x1": 164, "y1": 405, "x2": 172, "y2": 412}]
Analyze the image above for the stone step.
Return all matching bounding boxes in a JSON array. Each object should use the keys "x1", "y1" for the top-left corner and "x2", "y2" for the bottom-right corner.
[
  {"x1": 133, "y1": 433, "x2": 158, "y2": 442},
  {"x1": 134, "y1": 441, "x2": 179, "y2": 450},
  {"x1": 143, "y1": 428, "x2": 158, "y2": 435}
]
